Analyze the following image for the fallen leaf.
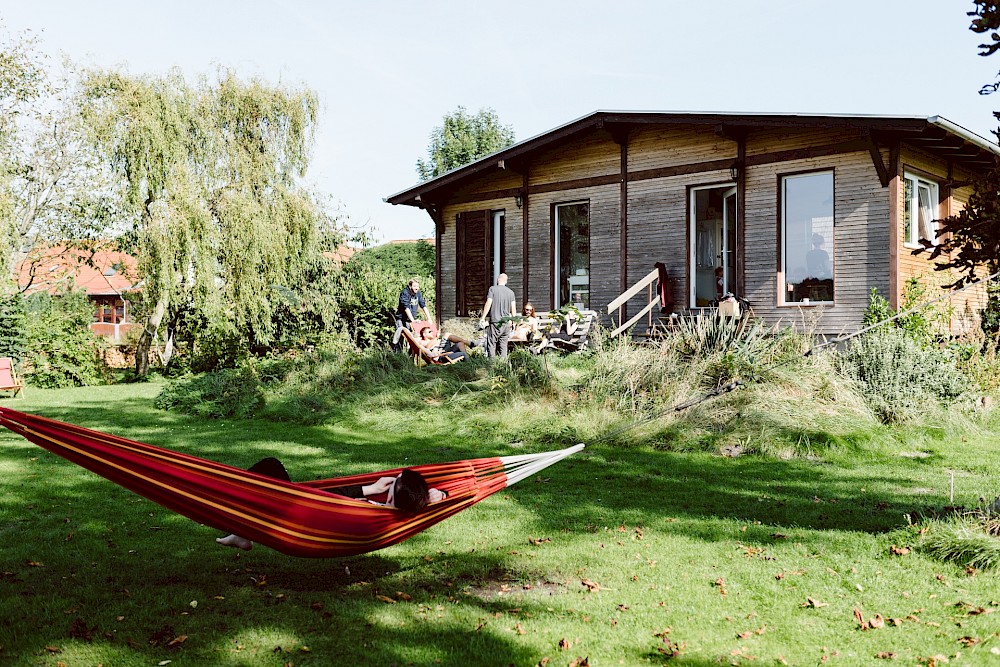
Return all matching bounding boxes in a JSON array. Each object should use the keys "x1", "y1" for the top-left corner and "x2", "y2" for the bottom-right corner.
[
  {"x1": 528, "y1": 536, "x2": 551, "y2": 546},
  {"x1": 714, "y1": 578, "x2": 728, "y2": 596},
  {"x1": 616, "y1": 604, "x2": 629, "y2": 612},
  {"x1": 558, "y1": 638, "x2": 571, "y2": 651},
  {"x1": 45, "y1": 646, "x2": 60, "y2": 653},
  {"x1": 395, "y1": 591, "x2": 412, "y2": 601},
  {"x1": 804, "y1": 597, "x2": 828, "y2": 608},
  {"x1": 869, "y1": 614, "x2": 885, "y2": 629},
  {"x1": 166, "y1": 635, "x2": 188, "y2": 647},
  {"x1": 580, "y1": 579, "x2": 601, "y2": 592},
  {"x1": 890, "y1": 545, "x2": 910, "y2": 556},
  {"x1": 568, "y1": 657, "x2": 590, "y2": 667},
  {"x1": 957, "y1": 636, "x2": 979, "y2": 647},
  {"x1": 514, "y1": 622, "x2": 526, "y2": 635},
  {"x1": 875, "y1": 651, "x2": 897, "y2": 659},
  {"x1": 376, "y1": 595, "x2": 397, "y2": 604}
]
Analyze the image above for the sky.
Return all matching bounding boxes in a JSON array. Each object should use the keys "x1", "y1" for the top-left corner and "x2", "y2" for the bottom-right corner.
[{"x1": 3, "y1": 1, "x2": 999, "y2": 243}]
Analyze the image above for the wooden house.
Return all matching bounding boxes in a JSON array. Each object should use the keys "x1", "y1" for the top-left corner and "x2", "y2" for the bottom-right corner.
[{"x1": 386, "y1": 112, "x2": 1000, "y2": 335}]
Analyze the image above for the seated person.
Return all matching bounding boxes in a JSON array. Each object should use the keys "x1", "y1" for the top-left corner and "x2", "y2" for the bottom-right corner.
[
  {"x1": 417, "y1": 325, "x2": 470, "y2": 362},
  {"x1": 510, "y1": 303, "x2": 541, "y2": 343},
  {"x1": 217, "y1": 457, "x2": 447, "y2": 550}
]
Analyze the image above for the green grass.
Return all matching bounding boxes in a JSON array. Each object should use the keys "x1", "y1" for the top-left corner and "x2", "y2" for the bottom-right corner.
[{"x1": 1, "y1": 382, "x2": 999, "y2": 666}]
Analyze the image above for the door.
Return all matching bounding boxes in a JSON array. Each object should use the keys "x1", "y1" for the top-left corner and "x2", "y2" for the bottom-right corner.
[
  {"x1": 455, "y1": 210, "x2": 491, "y2": 316},
  {"x1": 690, "y1": 184, "x2": 738, "y2": 307}
]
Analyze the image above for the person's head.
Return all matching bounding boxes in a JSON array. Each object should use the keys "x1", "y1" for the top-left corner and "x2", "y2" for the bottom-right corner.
[
  {"x1": 419, "y1": 326, "x2": 434, "y2": 340},
  {"x1": 497, "y1": 273, "x2": 508, "y2": 286},
  {"x1": 811, "y1": 233, "x2": 825, "y2": 249},
  {"x1": 387, "y1": 469, "x2": 429, "y2": 511},
  {"x1": 523, "y1": 302, "x2": 536, "y2": 317},
  {"x1": 408, "y1": 278, "x2": 420, "y2": 292}
]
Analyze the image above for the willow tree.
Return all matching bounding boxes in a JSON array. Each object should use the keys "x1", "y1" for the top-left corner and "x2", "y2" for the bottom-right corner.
[{"x1": 83, "y1": 68, "x2": 321, "y2": 375}]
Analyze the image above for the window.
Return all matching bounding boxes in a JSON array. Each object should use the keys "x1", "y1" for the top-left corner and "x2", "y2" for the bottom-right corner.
[
  {"x1": 782, "y1": 171, "x2": 834, "y2": 304},
  {"x1": 554, "y1": 202, "x2": 589, "y2": 309},
  {"x1": 903, "y1": 173, "x2": 939, "y2": 247}
]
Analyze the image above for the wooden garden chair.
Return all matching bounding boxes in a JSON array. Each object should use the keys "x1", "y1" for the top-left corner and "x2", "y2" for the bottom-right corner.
[{"x1": 0, "y1": 357, "x2": 24, "y2": 398}]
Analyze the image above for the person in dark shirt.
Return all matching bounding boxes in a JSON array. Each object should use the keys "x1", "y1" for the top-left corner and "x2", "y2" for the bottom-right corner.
[
  {"x1": 215, "y1": 457, "x2": 447, "y2": 551},
  {"x1": 395, "y1": 278, "x2": 432, "y2": 330}
]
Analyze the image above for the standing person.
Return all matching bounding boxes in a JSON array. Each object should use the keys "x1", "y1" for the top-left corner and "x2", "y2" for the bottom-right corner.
[
  {"x1": 395, "y1": 278, "x2": 432, "y2": 331},
  {"x1": 479, "y1": 273, "x2": 516, "y2": 358}
]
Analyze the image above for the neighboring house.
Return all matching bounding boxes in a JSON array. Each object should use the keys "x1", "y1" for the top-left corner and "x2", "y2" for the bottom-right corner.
[
  {"x1": 323, "y1": 244, "x2": 358, "y2": 265},
  {"x1": 16, "y1": 244, "x2": 142, "y2": 343},
  {"x1": 386, "y1": 111, "x2": 999, "y2": 335}
]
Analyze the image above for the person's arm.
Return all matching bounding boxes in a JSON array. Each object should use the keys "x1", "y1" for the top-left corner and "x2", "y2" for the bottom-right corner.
[
  {"x1": 362, "y1": 477, "x2": 396, "y2": 496},
  {"x1": 480, "y1": 297, "x2": 493, "y2": 328},
  {"x1": 418, "y1": 294, "x2": 432, "y2": 322},
  {"x1": 428, "y1": 488, "x2": 448, "y2": 503}
]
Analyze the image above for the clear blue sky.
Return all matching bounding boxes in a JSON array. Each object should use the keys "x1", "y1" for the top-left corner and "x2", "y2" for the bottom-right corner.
[{"x1": 3, "y1": 1, "x2": 998, "y2": 242}]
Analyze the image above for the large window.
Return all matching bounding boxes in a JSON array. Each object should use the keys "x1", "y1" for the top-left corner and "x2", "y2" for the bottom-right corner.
[
  {"x1": 554, "y1": 202, "x2": 590, "y2": 309},
  {"x1": 903, "y1": 173, "x2": 939, "y2": 247},
  {"x1": 782, "y1": 171, "x2": 834, "y2": 304}
]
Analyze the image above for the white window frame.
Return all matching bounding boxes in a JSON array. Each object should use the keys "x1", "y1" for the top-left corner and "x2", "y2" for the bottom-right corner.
[
  {"x1": 903, "y1": 173, "x2": 940, "y2": 248},
  {"x1": 491, "y1": 210, "x2": 504, "y2": 284}
]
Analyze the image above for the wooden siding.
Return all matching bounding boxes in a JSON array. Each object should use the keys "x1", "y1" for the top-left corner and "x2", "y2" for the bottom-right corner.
[
  {"x1": 530, "y1": 131, "x2": 620, "y2": 186},
  {"x1": 746, "y1": 149, "x2": 890, "y2": 334}
]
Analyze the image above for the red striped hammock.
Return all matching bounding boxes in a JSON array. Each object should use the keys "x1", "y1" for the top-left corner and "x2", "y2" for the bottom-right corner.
[{"x1": 0, "y1": 408, "x2": 583, "y2": 558}]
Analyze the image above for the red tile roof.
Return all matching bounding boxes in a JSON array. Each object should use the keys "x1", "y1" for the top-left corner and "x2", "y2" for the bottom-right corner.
[{"x1": 16, "y1": 244, "x2": 140, "y2": 296}]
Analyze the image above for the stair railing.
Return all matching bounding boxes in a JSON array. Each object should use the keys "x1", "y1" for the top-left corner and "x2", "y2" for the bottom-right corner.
[{"x1": 605, "y1": 268, "x2": 661, "y2": 337}]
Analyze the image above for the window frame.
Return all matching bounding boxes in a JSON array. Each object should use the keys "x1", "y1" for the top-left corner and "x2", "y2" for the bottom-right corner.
[
  {"x1": 902, "y1": 172, "x2": 940, "y2": 249},
  {"x1": 778, "y1": 168, "x2": 836, "y2": 307}
]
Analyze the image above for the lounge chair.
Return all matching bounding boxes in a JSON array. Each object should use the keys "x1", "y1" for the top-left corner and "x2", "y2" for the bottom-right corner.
[{"x1": 0, "y1": 357, "x2": 24, "y2": 398}]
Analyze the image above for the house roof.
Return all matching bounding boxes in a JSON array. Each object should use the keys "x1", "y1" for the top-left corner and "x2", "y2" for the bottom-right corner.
[
  {"x1": 386, "y1": 111, "x2": 1000, "y2": 208},
  {"x1": 16, "y1": 244, "x2": 140, "y2": 297}
]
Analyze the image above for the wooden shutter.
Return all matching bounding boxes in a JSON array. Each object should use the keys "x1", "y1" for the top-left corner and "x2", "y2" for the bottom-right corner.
[{"x1": 455, "y1": 210, "x2": 492, "y2": 316}]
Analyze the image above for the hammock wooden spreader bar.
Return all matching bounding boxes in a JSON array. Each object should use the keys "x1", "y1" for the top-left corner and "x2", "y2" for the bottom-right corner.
[{"x1": 0, "y1": 407, "x2": 584, "y2": 558}]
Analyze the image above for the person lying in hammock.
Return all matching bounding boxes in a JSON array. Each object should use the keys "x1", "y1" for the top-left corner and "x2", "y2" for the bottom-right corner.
[{"x1": 216, "y1": 457, "x2": 447, "y2": 550}]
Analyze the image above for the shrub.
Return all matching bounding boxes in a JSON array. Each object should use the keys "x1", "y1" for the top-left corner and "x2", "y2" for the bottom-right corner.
[
  {"x1": 155, "y1": 366, "x2": 264, "y2": 419},
  {"x1": 836, "y1": 327, "x2": 967, "y2": 423},
  {"x1": 0, "y1": 294, "x2": 26, "y2": 362},
  {"x1": 190, "y1": 319, "x2": 252, "y2": 372},
  {"x1": 491, "y1": 348, "x2": 553, "y2": 396},
  {"x1": 21, "y1": 291, "x2": 107, "y2": 388}
]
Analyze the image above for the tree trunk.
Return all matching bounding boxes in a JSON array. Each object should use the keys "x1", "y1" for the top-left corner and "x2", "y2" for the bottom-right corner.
[{"x1": 135, "y1": 292, "x2": 168, "y2": 377}]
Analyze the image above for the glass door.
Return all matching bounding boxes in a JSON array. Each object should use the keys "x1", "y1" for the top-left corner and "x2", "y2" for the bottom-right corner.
[{"x1": 690, "y1": 184, "x2": 738, "y2": 307}]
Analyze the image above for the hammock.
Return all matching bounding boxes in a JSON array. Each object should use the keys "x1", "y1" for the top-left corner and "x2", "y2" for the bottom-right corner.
[{"x1": 0, "y1": 407, "x2": 583, "y2": 558}]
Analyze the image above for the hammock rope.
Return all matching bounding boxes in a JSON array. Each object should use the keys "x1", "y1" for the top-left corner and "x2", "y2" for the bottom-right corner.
[{"x1": 0, "y1": 407, "x2": 583, "y2": 558}]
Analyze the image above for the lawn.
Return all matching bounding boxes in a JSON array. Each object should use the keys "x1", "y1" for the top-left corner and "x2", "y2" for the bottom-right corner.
[{"x1": 0, "y1": 381, "x2": 998, "y2": 666}]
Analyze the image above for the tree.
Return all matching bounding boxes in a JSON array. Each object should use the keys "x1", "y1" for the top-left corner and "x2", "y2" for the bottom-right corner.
[
  {"x1": 348, "y1": 240, "x2": 435, "y2": 277},
  {"x1": 916, "y1": 2, "x2": 1000, "y2": 289},
  {"x1": 415, "y1": 106, "x2": 515, "y2": 181},
  {"x1": 82, "y1": 68, "x2": 326, "y2": 375}
]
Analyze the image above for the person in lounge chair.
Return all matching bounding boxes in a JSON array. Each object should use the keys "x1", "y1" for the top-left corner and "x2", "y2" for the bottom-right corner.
[
  {"x1": 417, "y1": 325, "x2": 471, "y2": 362},
  {"x1": 216, "y1": 458, "x2": 447, "y2": 550},
  {"x1": 510, "y1": 303, "x2": 541, "y2": 343}
]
